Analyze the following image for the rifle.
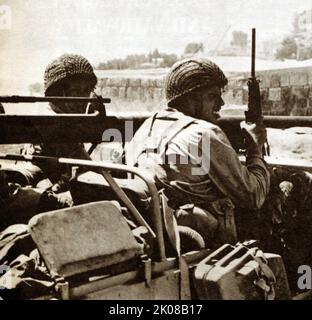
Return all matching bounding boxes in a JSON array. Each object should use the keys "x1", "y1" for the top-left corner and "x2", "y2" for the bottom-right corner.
[
  {"x1": 0, "y1": 92, "x2": 311, "y2": 148},
  {"x1": 0, "y1": 95, "x2": 110, "y2": 117},
  {"x1": 245, "y1": 28, "x2": 270, "y2": 156},
  {"x1": 0, "y1": 96, "x2": 111, "y2": 104}
]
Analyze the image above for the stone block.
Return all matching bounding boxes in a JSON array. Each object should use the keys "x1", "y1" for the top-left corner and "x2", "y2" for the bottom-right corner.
[
  {"x1": 280, "y1": 72, "x2": 290, "y2": 87},
  {"x1": 296, "y1": 98, "x2": 308, "y2": 109},
  {"x1": 306, "y1": 105, "x2": 312, "y2": 116},
  {"x1": 110, "y1": 86, "x2": 119, "y2": 98},
  {"x1": 289, "y1": 72, "x2": 298, "y2": 86},
  {"x1": 262, "y1": 101, "x2": 273, "y2": 115},
  {"x1": 119, "y1": 87, "x2": 126, "y2": 99},
  {"x1": 222, "y1": 89, "x2": 234, "y2": 104},
  {"x1": 105, "y1": 77, "x2": 116, "y2": 87},
  {"x1": 129, "y1": 78, "x2": 141, "y2": 87},
  {"x1": 101, "y1": 87, "x2": 111, "y2": 97},
  {"x1": 120, "y1": 78, "x2": 129, "y2": 87},
  {"x1": 258, "y1": 73, "x2": 270, "y2": 88},
  {"x1": 226, "y1": 79, "x2": 236, "y2": 90},
  {"x1": 138, "y1": 87, "x2": 144, "y2": 100},
  {"x1": 271, "y1": 101, "x2": 286, "y2": 115},
  {"x1": 290, "y1": 106, "x2": 308, "y2": 116},
  {"x1": 270, "y1": 74, "x2": 281, "y2": 88},
  {"x1": 269, "y1": 88, "x2": 281, "y2": 101},
  {"x1": 299, "y1": 73, "x2": 309, "y2": 86},
  {"x1": 230, "y1": 77, "x2": 246, "y2": 90},
  {"x1": 260, "y1": 89, "x2": 269, "y2": 102},
  {"x1": 149, "y1": 79, "x2": 157, "y2": 87},
  {"x1": 289, "y1": 72, "x2": 308, "y2": 86},
  {"x1": 98, "y1": 78, "x2": 107, "y2": 88},
  {"x1": 126, "y1": 87, "x2": 141, "y2": 100},
  {"x1": 242, "y1": 88, "x2": 249, "y2": 104},
  {"x1": 291, "y1": 86, "x2": 309, "y2": 99},
  {"x1": 281, "y1": 87, "x2": 292, "y2": 114},
  {"x1": 141, "y1": 78, "x2": 152, "y2": 87},
  {"x1": 232, "y1": 89, "x2": 244, "y2": 105},
  {"x1": 108, "y1": 77, "x2": 127, "y2": 87},
  {"x1": 155, "y1": 77, "x2": 165, "y2": 88},
  {"x1": 153, "y1": 88, "x2": 164, "y2": 101},
  {"x1": 94, "y1": 86, "x2": 102, "y2": 95},
  {"x1": 309, "y1": 72, "x2": 312, "y2": 85},
  {"x1": 144, "y1": 87, "x2": 154, "y2": 100}
]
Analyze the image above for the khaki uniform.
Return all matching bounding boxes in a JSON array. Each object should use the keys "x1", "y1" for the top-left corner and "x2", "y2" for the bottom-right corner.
[{"x1": 126, "y1": 108, "x2": 271, "y2": 244}]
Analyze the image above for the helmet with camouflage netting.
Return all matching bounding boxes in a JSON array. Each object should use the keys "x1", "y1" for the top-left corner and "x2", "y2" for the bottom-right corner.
[
  {"x1": 165, "y1": 58, "x2": 228, "y2": 105},
  {"x1": 44, "y1": 54, "x2": 97, "y2": 96}
]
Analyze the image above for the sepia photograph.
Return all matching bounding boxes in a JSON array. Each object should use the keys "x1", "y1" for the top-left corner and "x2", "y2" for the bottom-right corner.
[{"x1": 0, "y1": 0, "x2": 312, "y2": 303}]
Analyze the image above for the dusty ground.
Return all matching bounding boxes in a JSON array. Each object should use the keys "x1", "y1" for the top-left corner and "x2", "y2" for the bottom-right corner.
[{"x1": 268, "y1": 127, "x2": 312, "y2": 161}]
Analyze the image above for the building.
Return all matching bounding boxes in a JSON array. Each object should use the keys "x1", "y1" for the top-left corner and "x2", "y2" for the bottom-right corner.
[{"x1": 298, "y1": 9, "x2": 312, "y2": 33}]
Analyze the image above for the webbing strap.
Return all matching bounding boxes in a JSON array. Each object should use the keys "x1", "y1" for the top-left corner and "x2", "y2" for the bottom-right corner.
[
  {"x1": 156, "y1": 116, "x2": 197, "y2": 161},
  {"x1": 134, "y1": 113, "x2": 196, "y2": 165}
]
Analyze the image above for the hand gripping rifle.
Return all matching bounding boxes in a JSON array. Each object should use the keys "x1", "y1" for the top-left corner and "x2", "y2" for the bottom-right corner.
[{"x1": 245, "y1": 28, "x2": 270, "y2": 156}]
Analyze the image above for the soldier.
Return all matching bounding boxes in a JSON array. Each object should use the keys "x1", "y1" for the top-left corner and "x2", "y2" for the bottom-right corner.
[
  {"x1": 126, "y1": 58, "x2": 270, "y2": 247},
  {"x1": 22, "y1": 53, "x2": 98, "y2": 191},
  {"x1": 0, "y1": 54, "x2": 98, "y2": 229}
]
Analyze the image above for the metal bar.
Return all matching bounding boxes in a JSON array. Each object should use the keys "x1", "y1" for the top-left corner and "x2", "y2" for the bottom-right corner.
[
  {"x1": 251, "y1": 28, "x2": 256, "y2": 78},
  {"x1": 1, "y1": 113, "x2": 311, "y2": 127},
  {"x1": 219, "y1": 115, "x2": 312, "y2": 128},
  {"x1": 0, "y1": 95, "x2": 111, "y2": 104},
  {"x1": 70, "y1": 270, "x2": 139, "y2": 298},
  {"x1": 3, "y1": 152, "x2": 311, "y2": 173},
  {"x1": 69, "y1": 249, "x2": 210, "y2": 299},
  {"x1": 0, "y1": 154, "x2": 166, "y2": 261},
  {"x1": 60, "y1": 159, "x2": 166, "y2": 261},
  {"x1": 0, "y1": 112, "x2": 101, "y2": 118},
  {"x1": 99, "y1": 170, "x2": 156, "y2": 238}
]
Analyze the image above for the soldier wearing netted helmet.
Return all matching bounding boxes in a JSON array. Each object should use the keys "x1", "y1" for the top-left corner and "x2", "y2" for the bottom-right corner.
[
  {"x1": 44, "y1": 53, "x2": 97, "y2": 113},
  {"x1": 0, "y1": 54, "x2": 98, "y2": 228},
  {"x1": 23, "y1": 54, "x2": 98, "y2": 191},
  {"x1": 127, "y1": 57, "x2": 270, "y2": 248},
  {"x1": 165, "y1": 58, "x2": 228, "y2": 121}
]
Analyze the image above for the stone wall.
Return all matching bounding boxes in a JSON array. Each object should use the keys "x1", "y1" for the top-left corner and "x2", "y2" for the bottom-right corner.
[
  {"x1": 96, "y1": 77, "x2": 165, "y2": 103},
  {"x1": 96, "y1": 66, "x2": 312, "y2": 116},
  {"x1": 224, "y1": 67, "x2": 312, "y2": 116}
]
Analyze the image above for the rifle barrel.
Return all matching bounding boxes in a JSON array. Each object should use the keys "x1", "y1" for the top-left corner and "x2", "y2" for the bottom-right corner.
[
  {"x1": 0, "y1": 96, "x2": 111, "y2": 104},
  {"x1": 251, "y1": 28, "x2": 256, "y2": 78}
]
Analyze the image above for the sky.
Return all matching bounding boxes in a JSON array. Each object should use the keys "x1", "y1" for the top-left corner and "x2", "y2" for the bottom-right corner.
[{"x1": 1, "y1": 0, "x2": 312, "y2": 93}]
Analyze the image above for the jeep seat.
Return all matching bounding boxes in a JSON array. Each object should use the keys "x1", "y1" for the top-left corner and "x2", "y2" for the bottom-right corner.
[
  {"x1": 70, "y1": 171, "x2": 151, "y2": 222},
  {"x1": 28, "y1": 200, "x2": 144, "y2": 279}
]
